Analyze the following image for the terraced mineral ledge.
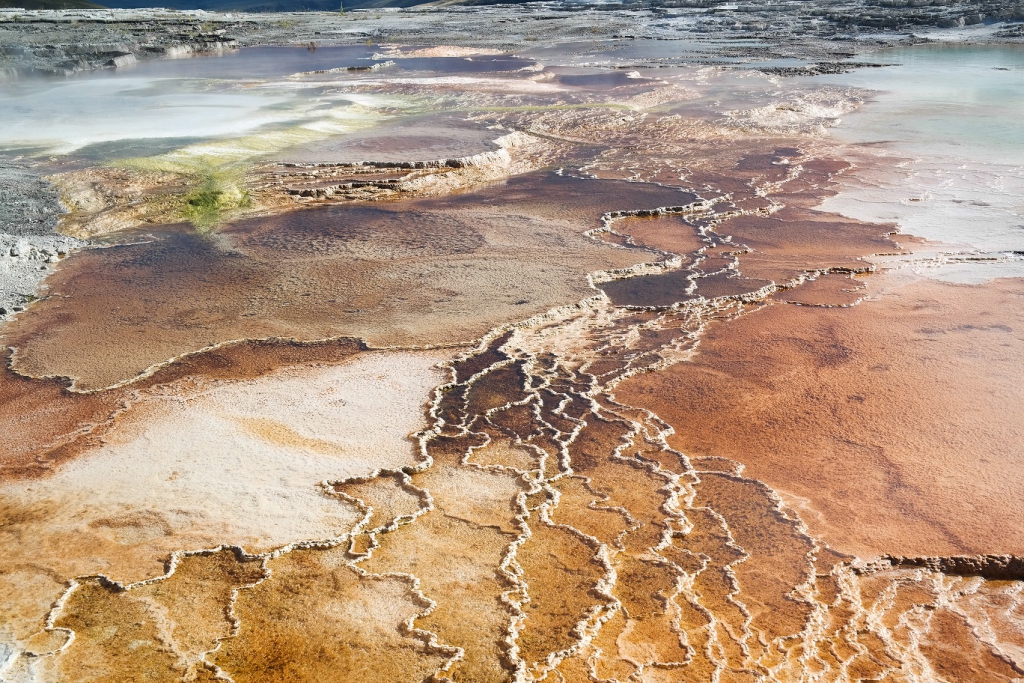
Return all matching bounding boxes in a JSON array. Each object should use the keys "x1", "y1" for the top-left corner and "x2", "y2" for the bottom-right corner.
[{"x1": 1, "y1": 9, "x2": 1023, "y2": 683}]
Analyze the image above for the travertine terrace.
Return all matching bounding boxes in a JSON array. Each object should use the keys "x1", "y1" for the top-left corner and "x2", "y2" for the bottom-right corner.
[{"x1": 1, "y1": 7, "x2": 1023, "y2": 683}]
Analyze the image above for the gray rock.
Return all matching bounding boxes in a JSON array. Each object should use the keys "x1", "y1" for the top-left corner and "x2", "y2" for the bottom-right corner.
[
  {"x1": 0, "y1": 163, "x2": 64, "y2": 237},
  {"x1": 0, "y1": 161, "x2": 85, "y2": 322},
  {"x1": 0, "y1": 3, "x2": 1020, "y2": 84}
]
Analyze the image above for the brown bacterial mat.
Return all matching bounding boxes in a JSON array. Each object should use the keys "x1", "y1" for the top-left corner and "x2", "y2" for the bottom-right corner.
[{"x1": 4, "y1": 173, "x2": 694, "y2": 390}]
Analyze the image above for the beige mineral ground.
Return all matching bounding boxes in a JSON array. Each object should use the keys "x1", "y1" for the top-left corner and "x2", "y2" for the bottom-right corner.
[
  {"x1": 47, "y1": 166, "x2": 190, "y2": 240},
  {"x1": 42, "y1": 549, "x2": 266, "y2": 683},
  {"x1": 357, "y1": 465, "x2": 527, "y2": 683},
  {"x1": 212, "y1": 547, "x2": 454, "y2": 683},
  {"x1": 3, "y1": 173, "x2": 693, "y2": 391},
  {"x1": 0, "y1": 339, "x2": 363, "y2": 482},
  {"x1": 0, "y1": 350, "x2": 446, "y2": 670},
  {"x1": 616, "y1": 273, "x2": 1024, "y2": 559}
]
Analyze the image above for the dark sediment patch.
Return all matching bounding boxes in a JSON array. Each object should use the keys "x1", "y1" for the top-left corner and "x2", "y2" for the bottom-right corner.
[
  {"x1": 0, "y1": 349, "x2": 123, "y2": 481},
  {"x1": 602, "y1": 268, "x2": 696, "y2": 307},
  {"x1": 556, "y1": 71, "x2": 655, "y2": 88},
  {"x1": 138, "y1": 337, "x2": 365, "y2": 386},
  {"x1": 693, "y1": 272, "x2": 772, "y2": 298},
  {"x1": 452, "y1": 331, "x2": 512, "y2": 383},
  {"x1": 602, "y1": 270, "x2": 773, "y2": 307}
]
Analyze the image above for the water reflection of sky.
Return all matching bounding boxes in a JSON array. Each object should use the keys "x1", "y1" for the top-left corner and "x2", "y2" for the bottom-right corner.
[
  {"x1": 820, "y1": 45, "x2": 1024, "y2": 273},
  {"x1": 0, "y1": 46, "x2": 534, "y2": 156},
  {"x1": 822, "y1": 45, "x2": 1024, "y2": 164},
  {"x1": 54, "y1": 46, "x2": 534, "y2": 80},
  {"x1": 112, "y1": 45, "x2": 380, "y2": 80},
  {"x1": 0, "y1": 77, "x2": 298, "y2": 154}
]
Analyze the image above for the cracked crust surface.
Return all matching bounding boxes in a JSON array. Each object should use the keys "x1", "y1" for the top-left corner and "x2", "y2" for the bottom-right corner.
[{"x1": 1, "y1": 35, "x2": 1023, "y2": 683}]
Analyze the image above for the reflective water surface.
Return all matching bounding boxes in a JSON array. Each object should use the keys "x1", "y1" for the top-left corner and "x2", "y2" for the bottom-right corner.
[{"x1": 821, "y1": 44, "x2": 1024, "y2": 274}]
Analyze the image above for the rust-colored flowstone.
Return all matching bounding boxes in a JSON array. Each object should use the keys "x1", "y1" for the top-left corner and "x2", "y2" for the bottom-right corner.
[
  {"x1": 617, "y1": 274, "x2": 1024, "y2": 559},
  {"x1": 3, "y1": 71, "x2": 1023, "y2": 683}
]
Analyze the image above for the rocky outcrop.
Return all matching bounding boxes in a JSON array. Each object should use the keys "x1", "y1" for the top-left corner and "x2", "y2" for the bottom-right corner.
[
  {"x1": 0, "y1": 163, "x2": 83, "y2": 319},
  {"x1": 278, "y1": 147, "x2": 518, "y2": 198},
  {"x1": 0, "y1": 13, "x2": 238, "y2": 78},
  {"x1": 270, "y1": 132, "x2": 544, "y2": 201},
  {"x1": 862, "y1": 554, "x2": 1024, "y2": 580},
  {"x1": 0, "y1": 1, "x2": 1021, "y2": 82},
  {"x1": 281, "y1": 148, "x2": 513, "y2": 174}
]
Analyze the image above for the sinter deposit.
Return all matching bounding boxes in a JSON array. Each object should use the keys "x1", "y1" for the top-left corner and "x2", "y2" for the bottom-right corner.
[{"x1": 1, "y1": 7, "x2": 1023, "y2": 682}]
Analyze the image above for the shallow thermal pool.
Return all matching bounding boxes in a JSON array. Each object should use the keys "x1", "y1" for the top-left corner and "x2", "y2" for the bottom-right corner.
[
  {"x1": 819, "y1": 44, "x2": 1024, "y2": 279},
  {"x1": 0, "y1": 46, "x2": 534, "y2": 158}
]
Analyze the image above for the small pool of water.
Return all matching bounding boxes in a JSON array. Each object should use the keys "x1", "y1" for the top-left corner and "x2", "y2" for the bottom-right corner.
[
  {"x1": 0, "y1": 75, "x2": 299, "y2": 156},
  {"x1": 818, "y1": 44, "x2": 1024, "y2": 277},
  {"x1": 824, "y1": 45, "x2": 1024, "y2": 163},
  {"x1": 106, "y1": 45, "x2": 381, "y2": 80},
  {"x1": 391, "y1": 55, "x2": 536, "y2": 73},
  {"x1": 69, "y1": 45, "x2": 535, "y2": 81},
  {"x1": 0, "y1": 46, "x2": 534, "y2": 158}
]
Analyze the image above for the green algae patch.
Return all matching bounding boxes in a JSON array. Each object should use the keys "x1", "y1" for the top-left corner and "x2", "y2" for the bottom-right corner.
[
  {"x1": 111, "y1": 155, "x2": 250, "y2": 231},
  {"x1": 103, "y1": 101, "x2": 414, "y2": 230},
  {"x1": 181, "y1": 165, "x2": 251, "y2": 231}
]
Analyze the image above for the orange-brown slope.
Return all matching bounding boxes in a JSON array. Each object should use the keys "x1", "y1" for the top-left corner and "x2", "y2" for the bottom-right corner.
[{"x1": 616, "y1": 274, "x2": 1024, "y2": 559}]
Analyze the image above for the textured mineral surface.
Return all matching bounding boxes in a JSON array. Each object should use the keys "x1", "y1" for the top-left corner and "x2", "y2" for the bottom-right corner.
[{"x1": 1, "y1": 5, "x2": 1023, "y2": 683}]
